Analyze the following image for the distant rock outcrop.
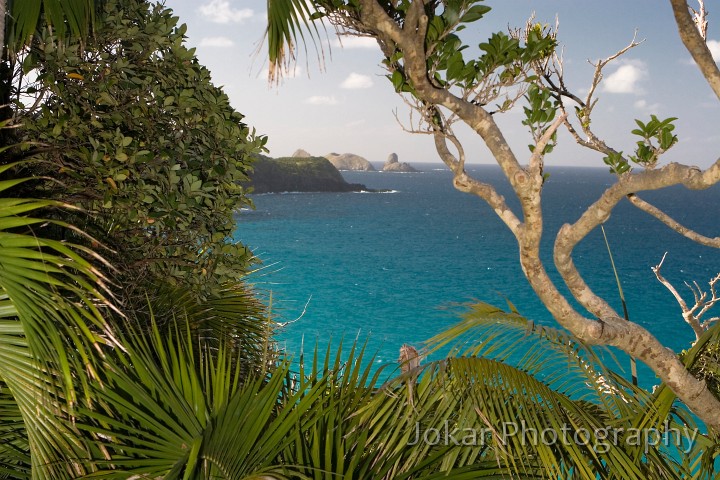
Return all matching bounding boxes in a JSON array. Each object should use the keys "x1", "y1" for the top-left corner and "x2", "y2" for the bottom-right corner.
[
  {"x1": 324, "y1": 152, "x2": 376, "y2": 171},
  {"x1": 246, "y1": 155, "x2": 367, "y2": 194},
  {"x1": 291, "y1": 148, "x2": 313, "y2": 158},
  {"x1": 383, "y1": 153, "x2": 417, "y2": 172}
]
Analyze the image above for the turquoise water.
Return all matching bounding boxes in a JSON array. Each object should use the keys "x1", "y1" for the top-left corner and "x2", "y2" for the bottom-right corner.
[{"x1": 234, "y1": 165, "x2": 720, "y2": 387}]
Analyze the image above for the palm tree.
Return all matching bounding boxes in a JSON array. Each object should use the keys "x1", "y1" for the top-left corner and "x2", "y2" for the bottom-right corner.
[{"x1": 68, "y1": 302, "x2": 717, "y2": 478}]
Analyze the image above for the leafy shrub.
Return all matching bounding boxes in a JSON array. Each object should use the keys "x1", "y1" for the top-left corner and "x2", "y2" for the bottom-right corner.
[{"x1": 13, "y1": 0, "x2": 266, "y2": 299}]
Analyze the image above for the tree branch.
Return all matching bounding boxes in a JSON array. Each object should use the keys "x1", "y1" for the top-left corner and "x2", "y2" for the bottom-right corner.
[
  {"x1": 432, "y1": 130, "x2": 522, "y2": 237},
  {"x1": 346, "y1": 0, "x2": 720, "y2": 430},
  {"x1": 652, "y1": 253, "x2": 705, "y2": 340},
  {"x1": 362, "y1": 0, "x2": 528, "y2": 192},
  {"x1": 670, "y1": 0, "x2": 720, "y2": 99},
  {"x1": 627, "y1": 193, "x2": 720, "y2": 248},
  {"x1": 528, "y1": 112, "x2": 567, "y2": 176},
  {"x1": 555, "y1": 161, "x2": 720, "y2": 317}
]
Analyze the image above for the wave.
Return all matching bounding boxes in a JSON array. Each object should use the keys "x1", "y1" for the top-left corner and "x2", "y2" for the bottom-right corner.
[
  {"x1": 249, "y1": 191, "x2": 314, "y2": 196},
  {"x1": 353, "y1": 189, "x2": 400, "y2": 194}
]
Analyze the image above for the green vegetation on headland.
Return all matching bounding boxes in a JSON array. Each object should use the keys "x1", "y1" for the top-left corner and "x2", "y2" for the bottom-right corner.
[{"x1": 247, "y1": 155, "x2": 368, "y2": 193}]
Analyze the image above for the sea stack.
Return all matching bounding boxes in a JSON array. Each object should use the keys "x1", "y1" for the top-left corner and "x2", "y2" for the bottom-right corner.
[{"x1": 383, "y1": 153, "x2": 417, "y2": 172}]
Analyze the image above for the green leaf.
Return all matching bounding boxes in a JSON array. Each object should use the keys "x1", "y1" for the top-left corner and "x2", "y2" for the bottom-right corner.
[
  {"x1": 460, "y1": 4, "x2": 492, "y2": 23},
  {"x1": 391, "y1": 70, "x2": 404, "y2": 91}
]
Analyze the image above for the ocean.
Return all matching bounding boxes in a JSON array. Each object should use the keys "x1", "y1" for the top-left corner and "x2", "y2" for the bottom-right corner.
[{"x1": 234, "y1": 164, "x2": 720, "y2": 388}]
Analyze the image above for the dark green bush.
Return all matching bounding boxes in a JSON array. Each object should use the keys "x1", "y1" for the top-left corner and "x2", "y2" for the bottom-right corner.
[{"x1": 14, "y1": 0, "x2": 266, "y2": 299}]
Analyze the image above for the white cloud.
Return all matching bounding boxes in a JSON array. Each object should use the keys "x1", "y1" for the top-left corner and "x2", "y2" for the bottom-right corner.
[
  {"x1": 304, "y1": 95, "x2": 338, "y2": 105},
  {"x1": 633, "y1": 99, "x2": 660, "y2": 112},
  {"x1": 198, "y1": 0, "x2": 253, "y2": 24},
  {"x1": 602, "y1": 62, "x2": 647, "y2": 94},
  {"x1": 340, "y1": 72, "x2": 374, "y2": 89},
  {"x1": 708, "y1": 39, "x2": 720, "y2": 62},
  {"x1": 198, "y1": 36, "x2": 235, "y2": 48},
  {"x1": 333, "y1": 36, "x2": 377, "y2": 49}
]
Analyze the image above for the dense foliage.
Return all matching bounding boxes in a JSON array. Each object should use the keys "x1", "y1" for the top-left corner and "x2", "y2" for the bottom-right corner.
[{"x1": 11, "y1": 0, "x2": 266, "y2": 299}]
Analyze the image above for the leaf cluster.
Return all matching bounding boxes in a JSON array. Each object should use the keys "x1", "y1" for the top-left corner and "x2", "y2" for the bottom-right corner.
[
  {"x1": 383, "y1": 1, "x2": 557, "y2": 126},
  {"x1": 523, "y1": 84, "x2": 559, "y2": 154},
  {"x1": 629, "y1": 115, "x2": 678, "y2": 167},
  {"x1": 603, "y1": 115, "x2": 678, "y2": 174}
]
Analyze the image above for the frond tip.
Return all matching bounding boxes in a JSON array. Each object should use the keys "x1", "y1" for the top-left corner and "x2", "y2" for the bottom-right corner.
[{"x1": 264, "y1": 0, "x2": 327, "y2": 83}]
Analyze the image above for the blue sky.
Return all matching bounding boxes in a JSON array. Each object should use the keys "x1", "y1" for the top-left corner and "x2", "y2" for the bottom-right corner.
[{"x1": 169, "y1": 0, "x2": 720, "y2": 167}]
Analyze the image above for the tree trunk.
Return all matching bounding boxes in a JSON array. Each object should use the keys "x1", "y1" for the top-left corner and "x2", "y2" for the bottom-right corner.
[
  {"x1": 0, "y1": 0, "x2": 6, "y2": 56},
  {"x1": 0, "y1": 0, "x2": 10, "y2": 146}
]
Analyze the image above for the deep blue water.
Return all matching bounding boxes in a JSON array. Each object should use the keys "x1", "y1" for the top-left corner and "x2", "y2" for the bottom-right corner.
[{"x1": 234, "y1": 165, "x2": 720, "y2": 387}]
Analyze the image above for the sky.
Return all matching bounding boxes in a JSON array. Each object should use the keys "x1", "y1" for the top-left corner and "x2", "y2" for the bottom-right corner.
[{"x1": 168, "y1": 0, "x2": 720, "y2": 168}]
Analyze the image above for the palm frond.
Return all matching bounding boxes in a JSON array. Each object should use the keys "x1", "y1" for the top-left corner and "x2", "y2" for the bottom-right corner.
[
  {"x1": 6, "y1": 0, "x2": 96, "y2": 53},
  {"x1": 0, "y1": 159, "x2": 117, "y2": 477},
  {"x1": 76, "y1": 313, "x2": 331, "y2": 478},
  {"x1": 279, "y1": 339, "x2": 390, "y2": 479},
  {"x1": 0, "y1": 303, "x2": 31, "y2": 478},
  {"x1": 355, "y1": 354, "x2": 690, "y2": 479},
  {"x1": 426, "y1": 303, "x2": 631, "y2": 408},
  {"x1": 140, "y1": 282, "x2": 276, "y2": 381},
  {"x1": 265, "y1": 0, "x2": 327, "y2": 83}
]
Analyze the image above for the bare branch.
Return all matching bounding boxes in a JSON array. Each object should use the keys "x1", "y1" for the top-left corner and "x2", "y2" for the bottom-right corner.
[
  {"x1": 697, "y1": 273, "x2": 720, "y2": 326},
  {"x1": 652, "y1": 253, "x2": 705, "y2": 340},
  {"x1": 585, "y1": 32, "x2": 643, "y2": 112},
  {"x1": 628, "y1": 194, "x2": 720, "y2": 248},
  {"x1": 690, "y1": 0, "x2": 708, "y2": 40},
  {"x1": 542, "y1": 34, "x2": 640, "y2": 158}
]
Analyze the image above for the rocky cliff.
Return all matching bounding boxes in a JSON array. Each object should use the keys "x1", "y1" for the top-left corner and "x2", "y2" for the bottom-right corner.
[
  {"x1": 247, "y1": 155, "x2": 367, "y2": 193},
  {"x1": 324, "y1": 152, "x2": 376, "y2": 171}
]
